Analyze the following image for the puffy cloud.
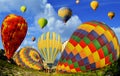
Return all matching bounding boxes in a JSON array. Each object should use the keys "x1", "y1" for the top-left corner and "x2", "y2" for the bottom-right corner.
[{"x1": 112, "y1": 27, "x2": 120, "y2": 43}]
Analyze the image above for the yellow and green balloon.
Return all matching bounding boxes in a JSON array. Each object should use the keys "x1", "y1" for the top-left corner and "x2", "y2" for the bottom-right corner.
[{"x1": 38, "y1": 18, "x2": 48, "y2": 29}]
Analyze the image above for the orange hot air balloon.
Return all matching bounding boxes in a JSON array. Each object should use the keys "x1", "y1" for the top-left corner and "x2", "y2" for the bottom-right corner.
[
  {"x1": 108, "y1": 12, "x2": 115, "y2": 20},
  {"x1": 1, "y1": 14, "x2": 28, "y2": 59},
  {"x1": 90, "y1": 1, "x2": 99, "y2": 10}
]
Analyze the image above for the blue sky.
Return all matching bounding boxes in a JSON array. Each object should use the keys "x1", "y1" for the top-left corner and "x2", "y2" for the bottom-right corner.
[{"x1": 0, "y1": 0, "x2": 120, "y2": 52}]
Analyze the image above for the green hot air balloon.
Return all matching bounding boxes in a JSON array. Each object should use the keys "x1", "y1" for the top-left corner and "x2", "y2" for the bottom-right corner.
[
  {"x1": 20, "y1": 5, "x2": 27, "y2": 13},
  {"x1": 38, "y1": 18, "x2": 48, "y2": 29},
  {"x1": 38, "y1": 32, "x2": 62, "y2": 70}
]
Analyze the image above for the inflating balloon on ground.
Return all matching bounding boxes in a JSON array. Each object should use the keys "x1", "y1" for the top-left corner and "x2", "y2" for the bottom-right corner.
[
  {"x1": 56, "y1": 21, "x2": 119, "y2": 73},
  {"x1": 1, "y1": 14, "x2": 28, "y2": 59},
  {"x1": 13, "y1": 47, "x2": 43, "y2": 70}
]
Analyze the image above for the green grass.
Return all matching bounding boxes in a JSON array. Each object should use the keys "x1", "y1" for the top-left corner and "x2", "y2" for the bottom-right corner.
[{"x1": 0, "y1": 49, "x2": 120, "y2": 76}]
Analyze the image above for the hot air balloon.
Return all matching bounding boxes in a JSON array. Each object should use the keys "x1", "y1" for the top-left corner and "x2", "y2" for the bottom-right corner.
[
  {"x1": 38, "y1": 32, "x2": 62, "y2": 70},
  {"x1": 56, "y1": 21, "x2": 119, "y2": 73},
  {"x1": 1, "y1": 14, "x2": 28, "y2": 59},
  {"x1": 13, "y1": 47, "x2": 43, "y2": 70},
  {"x1": 32, "y1": 36, "x2": 36, "y2": 41},
  {"x1": 38, "y1": 18, "x2": 48, "y2": 29},
  {"x1": 58, "y1": 7, "x2": 72, "y2": 23},
  {"x1": 90, "y1": 1, "x2": 99, "y2": 10},
  {"x1": 108, "y1": 12, "x2": 115, "y2": 20},
  {"x1": 20, "y1": 5, "x2": 27, "y2": 13},
  {"x1": 76, "y1": 0, "x2": 80, "y2": 4}
]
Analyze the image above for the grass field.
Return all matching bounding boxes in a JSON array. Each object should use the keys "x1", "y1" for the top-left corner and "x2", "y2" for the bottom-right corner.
[{"x1": 0, "y1": 49, "x2": 120, "y2": 76}]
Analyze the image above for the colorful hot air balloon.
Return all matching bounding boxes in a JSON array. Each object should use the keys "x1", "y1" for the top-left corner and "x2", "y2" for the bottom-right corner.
[
  {"x1": 56, "y1": 21, "x2": 119, "y2": 73},
  {"x1": 58, "y1": 7, "x2": 72, "y2": 23},
  {"x1": 108, "y1": 12, "x2": 115, "y2": 20},
  {"x1": 38, "y1": 18, "x2": 48, "y2": 29},
  {"x1": 38, "y1": 32, "x2": 62, "y2": 69},
  {"x1": 13, "y1": 47, "x2": 43, "y2": 70},
  {"x1": 90, "y1": 1, "x2": 99, "y2": 10},
  {"x1": 1, "y1": 14, "x2": 28, "y2": 59},
  {"x1": 20, "y1": 5, "x2": 27, "y2": 13}
]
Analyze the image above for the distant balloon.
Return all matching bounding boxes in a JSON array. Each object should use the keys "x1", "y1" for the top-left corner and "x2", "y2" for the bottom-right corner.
[
  {"x1": 76, "y1": 0, "x2": 80, "y2": 4},
  {"x1": 38, "y1": 18, "x2": 48, "y2": 29},
  {"x1": 108, "y1": 12, "x2": 115, "y2": 20},
  {"x1": 32, "y1": 36, "x2": 36, "y2": 41},
  {"x1": 90, "y1": 1, "x2": 99, "y2": 10},
  {"x1": 1, "y1": 14, "x2": 28, "y2": 59},
  {"x1": 13, "y1": 47, "x2": 43, "y2": 70},
  {"x1": 58, "y1": 7, "x2": 72, "y2": 23},
  {"x1": 38, "y1": 32, "x2": 62, "y2": 69},
  {"x1": 20, "y1": 5, "x2": 27, "y2": 13}
]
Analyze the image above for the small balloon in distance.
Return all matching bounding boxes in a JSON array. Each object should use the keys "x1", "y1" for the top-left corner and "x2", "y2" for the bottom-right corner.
[
  {"x1": 58, "y1": 7, "x2": 72, "y2": 23},
  {"x1": 108, "y1": 11, "x2": 115, "y2": 20},
  {"x1": 32, "y1": 36, "x2": 36, "y2": 41},
  {"x1": 90, "y1": 1, "x2": 99, "y2": 10},
  {"x1": 76, "y1": 0, "x2": 80, "y2": 4},
  {"x1": 38, "y1": 18, "x2": 48, "y2": 29},
  {"x1": 20, "y1": 5, "x2": 27, "y2": 13}
]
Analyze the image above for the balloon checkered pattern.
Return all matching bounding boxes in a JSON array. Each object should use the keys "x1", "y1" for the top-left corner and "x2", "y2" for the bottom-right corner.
[
  {"x1": 14, "y1": 47, "x2": 43, "y2": 70},
  {"x1": 56, "y1": 21, "x2": 120, "y2": 73}
]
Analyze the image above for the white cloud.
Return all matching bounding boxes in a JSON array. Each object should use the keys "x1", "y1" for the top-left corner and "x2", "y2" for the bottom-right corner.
[
  {"x1": 0, "y1": 0, "x2": 82, "y2": 51},
  {"x1": 112, "y1": 27, "x2": 120, "y2": 43}
]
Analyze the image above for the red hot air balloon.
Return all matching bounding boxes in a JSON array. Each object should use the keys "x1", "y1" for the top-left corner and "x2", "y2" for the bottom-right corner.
[{"x1": 1, "y1": 14, "x2": 28, "y2": 59}]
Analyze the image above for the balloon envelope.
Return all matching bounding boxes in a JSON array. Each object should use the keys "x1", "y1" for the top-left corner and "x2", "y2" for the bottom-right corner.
[
  {"x1": 38, "y1": 18, "x2": 48, "y2": 29},
  {"x1": 13, "y1": 47, "x2": 43, "y2": 70},
  {"x1": 20, "y1": 6, "x2": 27, "y2": 13},
  {"x1": 38, "y1": 32, "x2": 62, "y2": 69},
  {"x1": 76, "y1": 0, "x2": 80, "y2": 4},
  {"x1": 108, "y1": 12, "x2": 115, "y2": 19},
  {"x1": 1, "y1": 14, "x2": 28, "y2": 59},
  {"x1": 32, "y1": 36, "x2": 36, "y2": 41},
  {"x1": 58, "y1": 7, "x2": 72, "y2": 23},
  {"x1": 56, "y1": 21, "x2": 119, "y2": 73},
  {"x1": 90, "y1": 1, "x2": 99, "y2": 10}
]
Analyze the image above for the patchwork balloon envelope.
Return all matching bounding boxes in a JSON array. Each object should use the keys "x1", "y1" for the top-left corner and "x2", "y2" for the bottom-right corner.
[
  {"x1": 1, "y1": 14, "x2": 28, "y2": 59},
  {"x1": 56, "y1": 21, "x2": 120, "y2": 73},
  {"x1": 13, "y1": 47, "x2": 43, "y2": 70}
]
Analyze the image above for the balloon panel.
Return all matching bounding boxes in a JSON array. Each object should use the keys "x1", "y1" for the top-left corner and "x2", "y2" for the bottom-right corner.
[
  {"x1": 14, "y1": 47, "x2": 43, "y2": 70},
  {"x1": 56, "y1": 21, "x2": 119, "y2": 73},
  {"x1": 1, "y1": 14, "x2": 28, "y2": 59}
]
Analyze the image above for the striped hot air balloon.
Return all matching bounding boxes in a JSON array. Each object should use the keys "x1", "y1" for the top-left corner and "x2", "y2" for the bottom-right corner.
[
  {"x1": 38, "y1": 32, "x2": 62, "y2": 69},
  {"x1": 56, "y1": 21, "x2": 120, "y2": 73},
  {"x1": 13, "y1": 47, "x2": 43, "y2": 70}
]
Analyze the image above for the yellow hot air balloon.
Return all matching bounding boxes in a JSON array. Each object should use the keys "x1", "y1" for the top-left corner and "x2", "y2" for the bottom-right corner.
[
  {"x1": 90, "y1": 1, "x2": 99, "y2": 10},
  {"x1": 108, "y1": 12, "x2": 115, "y2": 20},
  {"x1": 20, "y1": 5, "x2": 27, "y2": 13},
  {"x1": 58, "y1": 7, "x2": 72, "y2": 23},
  {"x1": 38, "y1": 32, "x2": 62, "y2": 70}
]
